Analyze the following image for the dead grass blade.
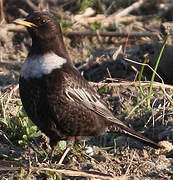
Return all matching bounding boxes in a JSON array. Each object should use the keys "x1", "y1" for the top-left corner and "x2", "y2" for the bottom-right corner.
[{"x1": 0, "y1": 166, "x2": 117, "y2": 180}]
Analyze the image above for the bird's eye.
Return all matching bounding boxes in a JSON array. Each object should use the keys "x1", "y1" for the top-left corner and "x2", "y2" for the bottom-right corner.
[
  {"x1": 42, "y1": 19, "x2": 46, "y2": 23},
  {"x1": 40, "y1": 19, "x2": 46, "y2": 25}
]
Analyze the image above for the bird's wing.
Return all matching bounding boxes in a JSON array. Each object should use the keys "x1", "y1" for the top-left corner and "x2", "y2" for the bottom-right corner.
[
  {"x1": 62, "y1": 69, "x2": 160, "y2": 148},
  {"x1": 64, "y1": 72, "x2": 127, "y2": 128}
]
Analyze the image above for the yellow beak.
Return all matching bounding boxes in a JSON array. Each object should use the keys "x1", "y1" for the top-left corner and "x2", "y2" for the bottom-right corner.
[{"x1": 14, "y1": 18, "x2": 37, "y2": 28}]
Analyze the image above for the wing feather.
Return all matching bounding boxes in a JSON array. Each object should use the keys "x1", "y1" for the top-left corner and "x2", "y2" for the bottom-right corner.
[{"x1": 65, "y1": 82, "x2": 127, "y2": 128}]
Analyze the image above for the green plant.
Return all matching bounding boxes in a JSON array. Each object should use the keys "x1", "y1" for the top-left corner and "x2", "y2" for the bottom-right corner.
[
  {"x1": 146, "y1": 34, "x2": 170, "y2": 108},
  {"x1": 97, "y1": 84, "x2": 107, "y2": 95},
  {"x1": 0, "y1": 102, "x2": 41, "y2": 146},
  {"x1": 17, "y1": 107, "x2": 40, "y2": 145},
  {"x1": 89, "y1": 21, "x2": 101, "y2": 31},
  {"x1": 60, "y1": 19, "x2": 73, "y2": 31},
  {"x1": 46, "y1": 171, "x2": 61, "y2": 180},
  {"x1": 78, "y1": 0, "x2": 95, "y2": 12},
  {"x1": 126, "y1": 35, "x2": 169, "y2": 118}
]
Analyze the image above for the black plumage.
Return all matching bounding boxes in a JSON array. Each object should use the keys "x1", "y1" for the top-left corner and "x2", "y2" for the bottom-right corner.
[{"x1": 15, "y1": 11, "x2": 160, "y2": 162}]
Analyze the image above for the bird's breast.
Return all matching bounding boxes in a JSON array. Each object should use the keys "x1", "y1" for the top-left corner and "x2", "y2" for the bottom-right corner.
[{"x1": 21, "y1": 53, "x2": 67, "y2": 79}]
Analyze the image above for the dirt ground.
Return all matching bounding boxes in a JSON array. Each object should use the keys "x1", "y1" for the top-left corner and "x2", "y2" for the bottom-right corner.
[{"x1": 0, "y1": 0, "x2": 173, "y2": 179}]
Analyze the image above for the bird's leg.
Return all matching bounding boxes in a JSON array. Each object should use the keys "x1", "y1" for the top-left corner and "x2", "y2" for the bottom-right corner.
[{"x1": 57, "y1": 138, "x2": 74, "y2": 164}]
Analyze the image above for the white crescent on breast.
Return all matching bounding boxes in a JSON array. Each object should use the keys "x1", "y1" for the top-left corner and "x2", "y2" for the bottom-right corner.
[{"x1": 21, "y1": 53, "x2": 67, "y2": 79}]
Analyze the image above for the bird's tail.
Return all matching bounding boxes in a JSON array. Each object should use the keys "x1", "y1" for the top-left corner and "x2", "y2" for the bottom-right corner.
[{"x1": 114, "y1": 124, "x2": 160, "y2": 149}]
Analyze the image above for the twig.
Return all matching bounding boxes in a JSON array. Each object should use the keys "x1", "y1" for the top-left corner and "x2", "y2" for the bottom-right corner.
[
  {"x1": 124, "y1": 58, "x2": 164, "y2": 84},
  {"x1": 64, "y1": 31, "x2": 159, "y2": 38},
  {"x1": 0, "y1": 166, "x2": 115, "y2": 180},
  {"x1": 115, "y1": 15, "x2": 153, "y2": 23},
  {"x1": 0, "y1": 23, "x2": 26, "y2": 33},
  {"x1": 25, "y1": 0, "x2": 39, "y2": 11},
  {"x1": 101, "y1": 0, "x2": 145, "y2": 26},
  {"x1": 18, "y1": 8, "x2": 28, "y2": 17},
  {"x1": 1, "y1": 23, "x2": 160, "y2": 38},
  {"x1": 123, "y1": 150, "x2": 136, "y2": 178},
  {"x1": 0, "y1": 59, "x2": 22, "y2": 66},
  {"x1": 0, "y1": 130, "x2": 14, "y2": 146},
  {"x1": 4, "y1": 84, "x2": 19, "y2": 112},
  {"x1": 112, "y1": 45, "x2": 122, "y2": 61},
  {"x1": 78, "y1": 54, "x2": 112, "y2": 71},
  {"x1": 115, "y1": 0, "x2": 145, "y2": 18},
  {"x1": 74, "y1": 13, "x2": 152, "y2": 25},
  {"x1": 89, "y1": 81, "x2": 173, "y2": 91},
  {"x1": 0, "y1": 0, "x2": 5, "y2": 24}
]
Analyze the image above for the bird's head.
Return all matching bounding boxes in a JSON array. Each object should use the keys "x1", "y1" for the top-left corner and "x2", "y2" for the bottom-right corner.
[
  {"x1": 14, "y1": 11, "x2": 59, "y2": 41},
  {"x1": 14, "y1": 11, "x2": 69, "y2": 58}
]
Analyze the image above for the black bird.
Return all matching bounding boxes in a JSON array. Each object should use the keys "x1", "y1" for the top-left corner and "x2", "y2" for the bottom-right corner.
[{"x1": 15, "y1": 11, "x2": 160, "y2": 163}]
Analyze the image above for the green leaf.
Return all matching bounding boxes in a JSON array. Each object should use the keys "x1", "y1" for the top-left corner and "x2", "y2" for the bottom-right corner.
[
  {"x1": 97, "y1": 85, "x2": 107, "y2": 95},
  {"x1": 57, "y1": 141, "x2": 67, "y2": 151},
  {"x1": 0, "y1": 118, "x2": 8, "y2": 126},
  {"x1": 18, "y1": 140, "x2": 26, "y2": 146},
  {"x1": 23, "y1": 134, "x2": 28, "y2": 141},
  {"x1": 29, "y1": 126, "x2": 38, "y2": 136}
]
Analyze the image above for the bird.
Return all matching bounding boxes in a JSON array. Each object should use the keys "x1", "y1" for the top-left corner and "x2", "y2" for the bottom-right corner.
[{"x1": 14, "y1": 11, "x2": 160, "y2": 164}]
